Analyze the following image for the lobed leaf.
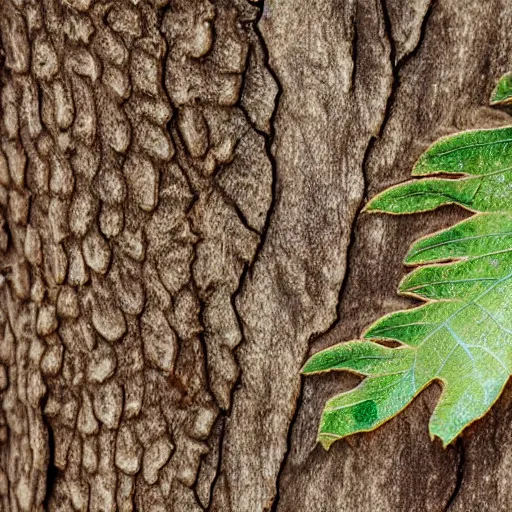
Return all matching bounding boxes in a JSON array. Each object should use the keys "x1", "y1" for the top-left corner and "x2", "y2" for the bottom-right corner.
[{"x1": 305, "y1": 75, "x2": 512, "y2": 449}]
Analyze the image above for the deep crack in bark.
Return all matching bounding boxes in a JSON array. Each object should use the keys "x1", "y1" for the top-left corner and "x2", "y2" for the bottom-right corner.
[{"x1": 444, "y1": 439, "x2": 465, "y2": 511}]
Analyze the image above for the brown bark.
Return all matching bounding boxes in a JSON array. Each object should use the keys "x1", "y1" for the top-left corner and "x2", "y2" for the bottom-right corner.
[{"x1": 0, "y1": 0, "x2": 511, "y2": 511}]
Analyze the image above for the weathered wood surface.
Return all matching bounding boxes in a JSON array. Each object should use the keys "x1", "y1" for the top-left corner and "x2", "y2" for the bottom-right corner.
[{"x1": 0, "y1": 0, "x2": 511, "y2": 511}]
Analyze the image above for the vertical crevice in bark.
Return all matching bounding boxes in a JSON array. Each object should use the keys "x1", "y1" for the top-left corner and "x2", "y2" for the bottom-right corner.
[
  {"x1": 265, "y1": 0, "x2": 396, "y2": 507},
  {"x1": 378, "y1": 0, "x2": 438, "y2": 139},
  {"x1": 41, "y1": 422, "x2": 56, "y2": 511},
  {"x1": 161, "y1": 0, "x2": 279, "y2": 508},
  {"x1": 210, "y1": 0, "x2": 395, "y2": 508},
  {"x1": 444, "y1": 439, "x2": 465, "y2": 511},
  {"x1": 236, "y1": 2, "x2": 282, "y2": 274},
  {"x1": 269, "y1": 376, "x2": 304, "y2": 512},
  {"x1": 210, "y1": 1, "x2": 284, "y2": 506}
]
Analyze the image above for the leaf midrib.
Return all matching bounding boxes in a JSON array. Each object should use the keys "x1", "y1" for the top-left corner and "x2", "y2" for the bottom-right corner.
[
  {"x1": 407, "y1": 228, "x2": 512, "y2": 261},
  {"x1": 427, "y1": 137, "x2": 512, "y2": 159}
]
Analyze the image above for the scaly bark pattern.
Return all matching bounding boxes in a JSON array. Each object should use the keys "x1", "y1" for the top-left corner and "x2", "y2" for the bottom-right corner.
[{"x1": 0, "y1": 0, "x2": 276, "y2": 510}]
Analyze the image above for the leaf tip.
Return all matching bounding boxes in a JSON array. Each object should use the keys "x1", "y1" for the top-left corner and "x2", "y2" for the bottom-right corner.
[
  {"x1": 300, "y1": 359, "x2": 315, "y2": 375},
  {"x1": 397, "y1": 274, "x2": 414, "y2": 294},
  {"x1": 403, "y1": 242, "x2": 425, "y2": 265},
  {"x1": 438, "y1": 436, "x2": 456, "y2": 450},
  {"x1": 362, "y1": 201, "x2": 377, "y2": 214},
  {"x1": 490, "y1": 73, "x2": 512, "y2": 106},
  {"x1": 429, "y1": 426, "x2": 459, "y2": 449},
  {"x1": 363, "y1": 196, "x2": 387, "y2": 214},
  {"x1": 403, "y1": 253, "x2": 418, "y2": 266},
  {"x1": 411, "y1": 156, "x2": 430, "y2": 177},
  {"x1": 318, "y1": 434, "x2": 336, "y2": 451}
]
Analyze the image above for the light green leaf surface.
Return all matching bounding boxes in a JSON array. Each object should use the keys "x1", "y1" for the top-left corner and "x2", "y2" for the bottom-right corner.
[
  {"x1": 304, "y1": 80, "x2": 512, "y2": 450},
  {"x1": 491, "y1": 73, "x2": 512, "y2": 106}
]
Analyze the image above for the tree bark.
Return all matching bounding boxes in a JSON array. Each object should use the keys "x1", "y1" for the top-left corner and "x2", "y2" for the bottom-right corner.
[{"x1": 0, "y1": 0, "x2": 511, "y2": 511}]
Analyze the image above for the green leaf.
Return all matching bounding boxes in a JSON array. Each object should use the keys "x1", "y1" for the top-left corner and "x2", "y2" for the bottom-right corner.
[
  {"x1": 365, "y1": 126, "x2": 512, "y2": 215},
  {"x1": 412, "y1": 126, "x2": 512, "y2": 177},
  {"x1": 405, "y1": 213, "x2": 512, "y2": 265},
  {"x1": 491, "y1": 73, "x2": 512, "y2": 106},
  {"x1": 305, "y1": 77, "x2": 512, "y2": 449}
]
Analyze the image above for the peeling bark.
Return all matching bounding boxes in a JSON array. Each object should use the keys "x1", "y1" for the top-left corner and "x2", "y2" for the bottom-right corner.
[{"x1": 0, "y1": 0, "x2": 511, "y2": 511}]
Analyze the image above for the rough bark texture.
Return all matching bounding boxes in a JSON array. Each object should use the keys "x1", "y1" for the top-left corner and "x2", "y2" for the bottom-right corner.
[{"x1": 0, "y1": 0, "x2": 511, "y2": 511}]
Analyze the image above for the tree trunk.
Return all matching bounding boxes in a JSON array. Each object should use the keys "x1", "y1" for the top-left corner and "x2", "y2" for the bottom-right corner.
[{"x1": 0, "y1": 0, "x2": 510, "y2": 511}]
